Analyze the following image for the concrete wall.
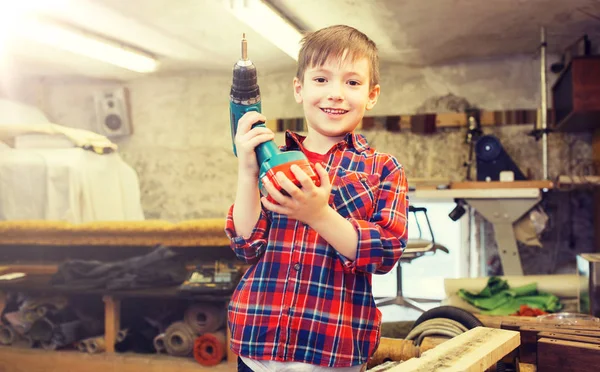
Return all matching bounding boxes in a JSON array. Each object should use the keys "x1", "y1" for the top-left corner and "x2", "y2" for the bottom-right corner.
[{"x1": 2, "y1": 55, "x2": 594, "y2": 275}]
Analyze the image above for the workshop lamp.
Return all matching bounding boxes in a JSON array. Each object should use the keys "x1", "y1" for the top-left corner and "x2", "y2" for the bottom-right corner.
[
  {"x1": 226, "y1": 0, "x2": 303, "y2": 61},
  {"x1": 0, "y1": 0, "x2": 158, "y2": 73},
  {"x1": 20, "y1": 17, "x2": 159, "y2": 73}
]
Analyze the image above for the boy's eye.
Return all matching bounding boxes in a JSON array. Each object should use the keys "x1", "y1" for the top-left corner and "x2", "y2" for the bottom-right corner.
[
  {"x1": 314, "y1": 77, "x2": 327, "y2": 83},
  {"x1": 348, "y1": 80, "x2": 361, "y2": 86}
]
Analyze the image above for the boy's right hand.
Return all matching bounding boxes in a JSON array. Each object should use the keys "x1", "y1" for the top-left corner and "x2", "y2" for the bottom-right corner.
[{"x1": 234, "y1": 111, "x2": 274, "y2": 178}]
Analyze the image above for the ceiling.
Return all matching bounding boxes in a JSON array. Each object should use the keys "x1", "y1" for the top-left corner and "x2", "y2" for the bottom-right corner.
[{"x1": 3, "y1": 0, "x2": 600, "y2": 81}]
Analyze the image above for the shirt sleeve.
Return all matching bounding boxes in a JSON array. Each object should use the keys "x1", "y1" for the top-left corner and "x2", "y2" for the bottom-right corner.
[
  {"x1": 224, "y1": 204, "x2": 270, "y2": 264},
  {"x1": 337, "y1": 159, "x2": 408, "y2": 274}
]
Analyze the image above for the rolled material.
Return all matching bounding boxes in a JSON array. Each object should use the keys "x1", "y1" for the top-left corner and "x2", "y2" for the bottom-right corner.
[
  {"x1": 444, "y1": 275, "x2": 583, "y2": 299},
  {"x1": 405, "y1": 318, "x2": 468, "y2": 345},
  {"x1": 193, "y1": 330, "x2": 226, "y2": 366},
  {"x1": 36, "y1": 306, "x2": 48, "y2": 318},
  {"x1": 367, "y1": 338, "x2": 419, "y2": 369},
  {"x1": 85, "y1": 335, "x2": 106, "y2": 354},
  {"x1": 153, "y1": 333, "x2": 167, "y2": 354},
  {"x1": 28, "y1": 317, "x2": 55, "y2": 342},
  {"x1": 4, "y1": 311, "x2": 32, "y2": 334},
  {"x1": 49, "y1": 320, "x2": 83, "y2": 349},
  {"x1": 0, "y1": 325, "x2": 16, "y2": 345},
  {"x1": 164, "y1": 321, "x2": 195, "y2": 357},
  {"x1": 41, "y1": 340, "x2": 59, "y2": 351},
  {"x1": 76, "y1": 340, "x2": 88, "y2": 353},
  {"x1": 12, "y1": 334, "x2": 35, "y2": 349},
  {"x1": 183, "y1": 303, "x2": 226, "y2": 335},
  {"x1": 116, "y1": 328, "x2": 128, "y2": 343}
]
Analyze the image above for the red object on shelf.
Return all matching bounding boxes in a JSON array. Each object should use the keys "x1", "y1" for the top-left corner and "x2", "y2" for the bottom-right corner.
[
  {"x1": 512, "y1": 305, "x2": 548, "y2": 317},
  {"x1": 193, "y1": 332, "x2": 226, "y2": 366}
]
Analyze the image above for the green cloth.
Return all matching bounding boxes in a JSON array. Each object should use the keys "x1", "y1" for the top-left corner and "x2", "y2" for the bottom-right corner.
[{"x1": 458, "y1": 276, "x2": 562, "y2": 315}]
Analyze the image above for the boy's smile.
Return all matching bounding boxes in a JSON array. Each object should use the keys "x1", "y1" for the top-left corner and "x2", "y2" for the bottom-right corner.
[{"x1": 293, "y1": 55, "x2": 380, "y2": 151}]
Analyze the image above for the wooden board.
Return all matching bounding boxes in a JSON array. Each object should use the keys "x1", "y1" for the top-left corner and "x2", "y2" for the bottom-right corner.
[
  {"x1": 389, "y1": 327, "x2": 520, "y2": 371},
  {"x1": 0, "y1": 347, "x2": 236, "y2": 372},
  {"x1": 537, "y1": 337, "x2": 600, "y2": 372},
  {"x1": 450, "y1": 180, "x2": 554, "y2": 190},
  {"x1": 517, "y1": 361, "x2": 537, "y2": 372}
]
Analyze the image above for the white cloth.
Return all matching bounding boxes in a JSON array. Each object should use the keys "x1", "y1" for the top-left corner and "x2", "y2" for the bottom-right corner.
[
  {"x1": 0, "y1": 147, "x2": 144, "y2": 222},
  {"x1": 241, "y1": 357, "x2": 365, "y2": 372}
]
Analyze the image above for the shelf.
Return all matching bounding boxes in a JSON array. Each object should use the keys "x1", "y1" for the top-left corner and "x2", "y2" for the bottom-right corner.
[
  {"x1": 0, "y1": 347, "x2": 236, "y2": 372},
  {"x1": 0, "y1": 272, "x2": 236, "y2": 366},
  {"x1": 0, "y1": 273, "x2": 233, "y2": 301}
]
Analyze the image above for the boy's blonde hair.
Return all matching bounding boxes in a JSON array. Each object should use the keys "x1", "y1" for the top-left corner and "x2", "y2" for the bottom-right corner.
[{"x1": 296, "y1": 25, "x2": 379, "y2": 88}]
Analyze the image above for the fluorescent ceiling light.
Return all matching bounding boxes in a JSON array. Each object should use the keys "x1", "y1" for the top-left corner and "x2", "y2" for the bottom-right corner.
[
  {"x1": 18, "y1": 16, "x2": 159, "y2": 73},
  {"x1": 227, "y1": 0, "x2": 302, "y2": 61}
]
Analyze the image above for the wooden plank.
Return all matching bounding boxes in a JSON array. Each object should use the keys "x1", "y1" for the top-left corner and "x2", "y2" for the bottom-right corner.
[
  {"x1": 414, "y1": 188, "x2": 540, "y2": 200},
  {"x1": 477, "y1": 314, "x2": 600, "y2": 330},
  {"x1": 558, "y1": 175, "x2": 600, "y2": 186},
  {"x1": 594, "y1": 128, "x2": 600, "y2": 252},
  {"x1": 419, "y1": 336, "x2": 449, "y2": 353},
  {"x1": 434, "y1": 112, "x2": 466, "y2": 128},
  {"x1": 103, "y1": 296, "x2": 121, "y2": 354},
  {"x1": 388, "y1": 327, "x2": 520, "y2": 372},
  {"x1": 450, "y1": 180, "x2": 554, "y2": 190},
  {"x1": 0, "y1": 264, "x2": 59, "y2": 275},
  {"x1": 538, "y1": 331, "x2": 600, "y2": 345},
  {"x1": 519, "y1": 326, "x2": 600, "y2": 337},
  {"x1": 517, "y1": 361, "x2": 537, "y2": 372},
  {"x1": 0, "y1": 347, "x2": 235, "y2": 372},
  {"x1": 537, "y1": 337, "x2": 600, "y2": 372}
]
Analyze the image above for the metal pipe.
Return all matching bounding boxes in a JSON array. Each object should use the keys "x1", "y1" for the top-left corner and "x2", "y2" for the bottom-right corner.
[{"x1": 540, "y1": 26, "x2": 549, "y2": 180}]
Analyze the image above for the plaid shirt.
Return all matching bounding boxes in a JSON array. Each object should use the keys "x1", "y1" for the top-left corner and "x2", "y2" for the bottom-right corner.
[{"x1": 225, "y1": 130, "x2": 409, "y2": 367}]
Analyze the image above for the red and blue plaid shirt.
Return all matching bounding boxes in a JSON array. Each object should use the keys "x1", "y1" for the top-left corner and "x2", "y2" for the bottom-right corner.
[{"x1": 225, "y1": 130, "x2": 409, "y2": 367}]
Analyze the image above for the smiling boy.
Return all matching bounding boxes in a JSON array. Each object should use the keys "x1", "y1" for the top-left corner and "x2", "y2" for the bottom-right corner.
[{"x1": 225, "y1": 25, "x2": 409, "y2": 371}]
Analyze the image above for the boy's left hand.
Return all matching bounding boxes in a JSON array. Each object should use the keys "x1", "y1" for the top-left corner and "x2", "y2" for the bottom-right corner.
[{"x1": 261, "y1": 163, "x2": 332, "y2": 225}]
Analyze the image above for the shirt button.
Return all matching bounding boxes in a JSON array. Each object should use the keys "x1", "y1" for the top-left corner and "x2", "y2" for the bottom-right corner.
[{"x1": 293, "y1": 263, "x2": 301, "y2": 271}]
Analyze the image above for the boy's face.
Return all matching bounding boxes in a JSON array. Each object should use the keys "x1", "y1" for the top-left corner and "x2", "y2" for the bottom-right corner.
[{"x1": 293, "y1": 55, "x2": 380, "y2": 140}]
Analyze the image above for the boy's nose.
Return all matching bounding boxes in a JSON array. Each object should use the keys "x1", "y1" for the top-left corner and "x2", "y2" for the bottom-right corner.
[
  {"x1": 327, "y1": 90, "x2": 344, "y2": 101},
  {"x1": 327, "y1": 83, "x2": 344, "y2": 101}
]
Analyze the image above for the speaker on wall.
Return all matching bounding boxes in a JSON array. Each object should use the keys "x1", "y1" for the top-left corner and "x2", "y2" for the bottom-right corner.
[
  {"x1": 93, "y1": 87, "x2": 132, "y2": 138},
  {"x1": 475, "y1": 135, "x2": 526, "y2": 181}
]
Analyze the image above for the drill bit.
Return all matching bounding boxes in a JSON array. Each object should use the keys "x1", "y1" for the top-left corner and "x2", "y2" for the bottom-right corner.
[{"x1": 242, "y1": 33, "x2": 248, "y2": 61}]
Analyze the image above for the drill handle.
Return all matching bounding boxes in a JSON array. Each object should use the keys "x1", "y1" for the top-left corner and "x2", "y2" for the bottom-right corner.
[{"x1": 230, "y1": 101, "x2": 262, "y2": 157}]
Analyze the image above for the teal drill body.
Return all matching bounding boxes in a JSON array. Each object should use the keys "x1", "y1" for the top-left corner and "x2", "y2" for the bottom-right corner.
[{"x1": 229, "y1": 35, "x2": 320, "y2": 200}]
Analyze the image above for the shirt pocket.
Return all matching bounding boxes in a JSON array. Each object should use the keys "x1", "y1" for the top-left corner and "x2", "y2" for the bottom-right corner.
[{"x1": 332, "y1": 169, "x2": 380, "y2": 220}]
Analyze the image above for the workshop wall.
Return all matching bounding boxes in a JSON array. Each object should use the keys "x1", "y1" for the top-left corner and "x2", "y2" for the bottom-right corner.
[{"x1": 3, "y1": 55, "x2": 594, "y2": 275}]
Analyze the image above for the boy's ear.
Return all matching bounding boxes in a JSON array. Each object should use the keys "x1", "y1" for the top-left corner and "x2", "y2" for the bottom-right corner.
[
  {"x1": 293, "y1": 77, "x2": 303, "y2": 104},
  {"x1": 365, "y1": 84, "x2": 380, "y2": 111}
]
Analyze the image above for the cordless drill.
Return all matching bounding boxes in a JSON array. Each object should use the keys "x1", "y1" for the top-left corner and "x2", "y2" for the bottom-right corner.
[{"x1": 229, "y1": 34, "x2": 320, "y2": 202}]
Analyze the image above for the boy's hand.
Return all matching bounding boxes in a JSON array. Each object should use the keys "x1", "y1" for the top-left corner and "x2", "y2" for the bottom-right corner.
[
  {"x1": 261, "y1": 163, "x2": 332, "y2": 225},
  {"x1": 234, "y1": 111, "x2": 274, "y2": 178}
]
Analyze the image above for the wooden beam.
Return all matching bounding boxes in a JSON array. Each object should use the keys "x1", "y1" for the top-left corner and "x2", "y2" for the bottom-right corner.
[
  {"x1": 537, "y1": 337, "x2": 600, "y2": 372},
  {"x1": 450, "y1": 180, "x2": 554, "y2": 190},
  {"x1": 593, "y1": 128, "x2": 600, "y2": 252},
  {"x1": 389, "y1": 327, "x2": 520, "y2": 372},
  {"x1": 0, "y1": 347, "x2": 235, "y2": 372},
  {"x1": 517, "y1": 361, "x2": 537, "y2": 372},
  {"x1": 103, "y1": 296, "x2": 121, "y2": 354}
]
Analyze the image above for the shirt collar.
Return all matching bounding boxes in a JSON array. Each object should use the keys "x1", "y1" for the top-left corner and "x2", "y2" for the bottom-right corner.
[{"x1": 284, "y1": 130, "x2": 370, "y2": 153}]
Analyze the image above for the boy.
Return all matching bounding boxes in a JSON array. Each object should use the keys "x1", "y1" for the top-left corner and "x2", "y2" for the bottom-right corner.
[{"x1": 225, "y1": 25, "x2": 409, "y2": 371}]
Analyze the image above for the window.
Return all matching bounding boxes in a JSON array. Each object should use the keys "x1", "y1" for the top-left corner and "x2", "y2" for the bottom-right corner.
[{"x1": 372, "y1": 201, "x2": 468, "y2": 300}]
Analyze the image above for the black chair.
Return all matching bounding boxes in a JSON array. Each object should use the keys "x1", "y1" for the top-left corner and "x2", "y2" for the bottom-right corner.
[{"x1": 375, "y1": 206, "x2": 449, "y2": 312}]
